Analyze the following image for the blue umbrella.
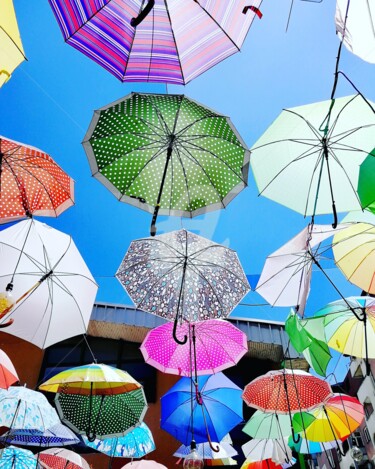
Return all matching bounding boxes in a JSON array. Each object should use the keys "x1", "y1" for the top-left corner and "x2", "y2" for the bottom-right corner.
[
  {"x1": 0, "y1": 423, "x2": 79, "y2": 447},
  {"x1": 83, "y1": 422, "x2": 155, "y2": 458},
  {"x1": 161, "y1": 372, "x2": 243, "y2": 446},
  {"x1": 289, "y1": 436, "x2": 337, "y2": 454},
  {"x1": 0, "y1": 446, "x2": 39, "y2": 468}
]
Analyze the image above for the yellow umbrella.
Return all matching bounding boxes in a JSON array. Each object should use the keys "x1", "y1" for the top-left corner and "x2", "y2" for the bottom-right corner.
[
  {"x1": 0, "y1": 0, "x2": 26, "y2": 87},
  {"x1": 332, "y1": 222, "x2": 375, "y2": 294}
]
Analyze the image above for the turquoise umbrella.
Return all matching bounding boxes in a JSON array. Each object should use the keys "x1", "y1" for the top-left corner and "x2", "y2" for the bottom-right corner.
[{"x1": 0, "y1": 446, "x2": 39, "y2": 469}]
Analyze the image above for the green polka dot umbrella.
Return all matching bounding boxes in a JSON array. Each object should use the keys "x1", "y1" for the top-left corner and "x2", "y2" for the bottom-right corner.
[
  {"x1": 55, "y1": 386, "x2": 147, "y2": 442},
  {"x1": 83, "y1": 92, "x2": 249, "y2": 235}
]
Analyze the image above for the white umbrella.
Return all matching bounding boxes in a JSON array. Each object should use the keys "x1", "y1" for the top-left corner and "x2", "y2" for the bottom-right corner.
[
  {"x1": 0, "y1": 219, "x2": 98, "y2": 348},
  {"x1": 336, "y1": 0, "x2": 375, "y2": 64},
  {"x1": 121, "y1": 462, "x2": 167, "y2": 469},
  {"x1": 174, "y1": 441, "x2": 238, "y2": 459},
  {"x1": 241, "y1": 438, "x2": 292, "y2": 465}
]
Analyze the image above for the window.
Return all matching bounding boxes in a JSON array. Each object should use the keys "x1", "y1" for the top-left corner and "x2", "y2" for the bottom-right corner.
[
  {"x1": 363, "y1": 426, "x2": 372, "y2": 444},
  {"x1": 364, "y1": 401, "x2": 374, "y2": 419},
  {"x1": 352, "y1": 431, "x2": 365, "y2": 448},
  {"x1": 39, "y1": 336, "x2": 157, "y2": 402}
]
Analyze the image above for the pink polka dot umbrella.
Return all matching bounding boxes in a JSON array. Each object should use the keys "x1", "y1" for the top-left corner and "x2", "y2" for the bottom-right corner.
[{"x1": 140, "y1": 319, "x2": 248, "y2": 377}]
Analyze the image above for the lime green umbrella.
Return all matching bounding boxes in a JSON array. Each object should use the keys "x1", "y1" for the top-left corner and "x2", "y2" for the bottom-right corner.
[
  {"x1": 83, "y1": 92, "x2": 249, "y2": 235},
  {"x1": 358, "y1": 150, "x2": 375, "y2": 214}
]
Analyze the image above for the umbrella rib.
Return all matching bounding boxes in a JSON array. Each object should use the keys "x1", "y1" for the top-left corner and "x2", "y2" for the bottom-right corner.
[
  {"x1": 187, "y1": 263, "x2": 226, "y2": 313},
  {"x1": 143, "y1": 94, "x2": 176, "y2": 135},
  {"x1": 283, "y1": 109, "x2": 324, "y2": 141},
  {"x1": 171, "y1": 146, "x2": 193, "y2": 212},
  {"x1": 191, "y1": 259, "x2": 249, "y2": 290},
  {"x1": 326, "y1": 95, "x2": 358, "y2": 139},
  {"x1": 162, "y1": 0, "x2": 185, "y2": 83}
]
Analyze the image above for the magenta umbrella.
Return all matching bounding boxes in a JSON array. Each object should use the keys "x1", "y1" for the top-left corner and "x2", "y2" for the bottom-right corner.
[{"x1": 140, "y1": 319, "x2": 248, "y2": 377}]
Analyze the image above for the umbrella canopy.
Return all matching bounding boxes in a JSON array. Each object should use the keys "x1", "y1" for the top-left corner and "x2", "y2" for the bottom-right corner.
[
  {"x1": 140, "y1": 319, "x2": 248, "y2": 376},
  {"x1": 242, "y1": 369, "x2": 332, "y2": 414},
  {"x1": 161, "y1": 372, "x2": 243, "y2": 446},
  {"x1": 0, "y1": 136, "x2": 74, "y2": 224},
  {"x1": 250, "y1": 95, "x2": 375, "y2": 226},
  {"x1": 241, "y1": 438, "x2": 292, "y2": 465},
  {"x1": 0, "y1": 219, "x2": 98, "y2": 347},
  {"x1": 55, "y1": 386, "x2": 147, "y2": 441},
  {"x1": 289, "y1": 436, "x2": 337, "y2": 455},
  {"x1": 241, "y1": 460, "x2": 291, "y2": 469},
  {"x1": 255, "y1": 223, "x2": 343, "y2": 314},
  {"x1": 38, "y1": 448, "x2": 90, "y2": 469},
  {"x1": 314, "y1": 296, "x2": 375, "y2": 359},
  {"x1": 174, "y1": 440, "x2": 237, "y2": 459},
  {"x1": 0, "y1": 1, "x2": 26, "y2": 87},
  {"x1": 117, "y1": 229, "x2": 249, "y2": 343},
  {"x1": 39, "y1": 363, "x2": 142, "y2": 395},
  {"x1": 83, "y1": 92, "x2": 249, "y2": 235},
  {"x1": 0, "y1": 423, "x2": 79, "y2": 447},
  {"x1": 0, "y1": 386, "x2": 60, "y2": 432},
  {"x1": 358, "y1": 151, "x2": 375, "y2": 214},
  {"x1": 332, "y1": 222, "x2": 375, "y2": 294},
  {"x1": 335, "y1": 0, "x2": 375, "y2": 63},
  {"x1": 82, "y1": 422, "x2": 155, "y2": 458},
  {"x1": 0, "y1": 349, "x2": 19, "y2": 389},
  {"x1": 0, "y1": 446, "x2": 39, "y2": 469},
  {"x1": 293, "y1": 393, "x2": 364, "y2": 443},
  {"x1": 242, "y1": 411, "x2": 292, "y2": 440},
  {"x1": 121, "y1": 461, "x2": 167, "y2": 469},
  {"x1": 48, "y1": 1, "x2": 261, "y2": 85},
  {"x1": 205, "y1": 458, "x2": 237, "y2": 466}
]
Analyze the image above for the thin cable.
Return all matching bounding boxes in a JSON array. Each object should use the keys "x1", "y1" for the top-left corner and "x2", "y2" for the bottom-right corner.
[{"x1": 83, "y1": 334, "x2": 97, "y2": 363}]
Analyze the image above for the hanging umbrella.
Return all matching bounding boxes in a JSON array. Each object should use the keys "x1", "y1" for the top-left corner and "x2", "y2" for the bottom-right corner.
[
  {"x1": 335, "y1": 0, "x2": 375, "y2": 63},
  {"x1": 332, "y1": 222, "x2": 375, "y2": 294},
  {"x1": 0, "y1": 218, "x2": 98, "y2": 345},
  {"x1": 0, "y1": 1, "x2": 26, "y2": 87},
  {"x1": 39, "y1": 363, "x2": 142, "y2": 395},
  {"x1": 121, "y1": 461, "x2": 167, "y2": 469},
  {"x1": 82, "y1": 422, "x2": 155, "y2": 458},
  {"x1": 117, "y1": 229, "x2": 249, "y2": 344},
  {"x1": 205, "y1": 458, "x2": 237, "y2": 466},
  {"x1": 174, "y1": 440, "x2": 238, "y2": 459},
  {"x1": 241, "y1": 438, "x2": 292, "y2": 465},
  {"x1": 0, "y1": 423, "x2": 80, "y2": 447},
  {"x1": 0, "y1": 136, "x2": 74, "y2": 224},
  {"x1": 250, "y1": 94, "x2": 375, "y2": 227},
  {"x1": 140, "y1": 319, "x2": 248, "y2": 376},
  {"x1": 38, "y1": 448, "x2": 90, "y2": 469},
  {"x1": 0, "y1": 446, "x2": 39, "y2": 469},
  {"x1": 161, "y1": 372, "x2": 243, "y2": 446},
  {"x1": 83, "y1": 92, "x2": 249, "y2": 235},
  {"x1": 288, "y1": 436, "x2": 337, "y2": 454},
  {"x1": 0, "y1": 386, "x2": 60, "y2": 432},
  {"x1": 358, "y1": 151, "x2": 375, "y2": 215},
  {"x1": 293, "y1": 393, "x2": 364, "y2": 443},
  {"x1": 0, "y1": 349, "x2": 19, "y2": 389},
  {"x1": 255, "y1": 223, "x2": 344, "y2": 314},
  {"x1": 285, "y1": 309, "x2": 331, "y2": 377},
  {"x1": 242, "y1": 411, "x2": 292, "y2": 440},
  {"x1": 240, "y1": 460, "x2": 292, "y2": 469},
  {"x1": 48, "y1": 0, "x2": 261, "y2": 85}
]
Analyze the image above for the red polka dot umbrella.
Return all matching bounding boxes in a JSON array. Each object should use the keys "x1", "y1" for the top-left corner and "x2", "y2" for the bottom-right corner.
[
  {"x1": 242, "y1": 369, "x2": 332, "y2": 414},
  {"x1": 0, "y1": 136, "x2": 74, "y2": 223}
]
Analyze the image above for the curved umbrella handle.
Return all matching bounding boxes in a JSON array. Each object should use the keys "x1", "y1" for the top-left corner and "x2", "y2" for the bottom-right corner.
[
  {"x1": 0, "y1": 319, "x2": 14, "y2": 328},
  {"x1": 291, "y1": 428, "x2": 300, "y2": 444},
  {"x1": 131, "y1": 0, "x2": 155, "y2": 27},
  {"x1": 206, "y1": 431, "x2": 220, "y2": 453},
  {"x1": 86, "y1": 431, "x2": 96, "y2": 443},
  {"x1": 331, "y1": 202, "x2": 338, "y2": 229},
  {"x1": 172, "y1": 316, "x2": 187, "y2": 345}
]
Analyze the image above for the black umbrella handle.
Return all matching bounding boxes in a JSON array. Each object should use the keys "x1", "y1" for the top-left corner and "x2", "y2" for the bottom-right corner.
[
  {"x1": 291, "y1": 427, "x2": 300, "y2": 444},
  {"x1": 86, "y1": 431, "x2": 96, "y2": 442},
  {"x1": 331, "y1": 201, "x2": 338, "y2": 229},
  {"x1": 131, "y1": 0, "x2": 155, "y2": 27},
  {"x1": 173, "y1": 315, "x2": 187, "y2": 345},
  {"x1": 150, "y1": 204, "x2": 160, "y2": 237}
]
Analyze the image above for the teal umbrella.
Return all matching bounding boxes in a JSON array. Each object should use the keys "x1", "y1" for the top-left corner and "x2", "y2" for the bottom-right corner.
[
  {"x1": 83, "y1": 92, "x2": 249, "y2": 235},
  {"x1": 0, "y1": 446, "x2": 39, "y2": 469},
  {"x1": 243, "y1": 411, "x2": 292, "y2": 440}
]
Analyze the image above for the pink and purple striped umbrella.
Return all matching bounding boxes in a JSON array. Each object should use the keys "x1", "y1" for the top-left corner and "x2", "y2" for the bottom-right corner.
[
  {"x1": 48, "y1": 0, "x2": 262, "y2": 84},
  {"x1": 140, "y1": 319, "x2": 248, "y2": 376}
]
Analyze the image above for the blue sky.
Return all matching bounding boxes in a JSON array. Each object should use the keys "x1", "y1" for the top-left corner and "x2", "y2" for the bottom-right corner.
[{"x1": 1, "y1": 1, "x2": 375, "y2": 378}]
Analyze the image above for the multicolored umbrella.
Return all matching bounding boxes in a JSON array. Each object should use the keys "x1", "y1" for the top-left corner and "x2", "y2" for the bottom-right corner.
[
  {"x1": 240, "y1": 460, "x2": 293, "y2": 469},
  {"x1": 0, "y1": 136, "x2": 74, "y2": 224},
  {"x1": 121, "y1": 461, "x2": 167, "y2": 469},
  {"x1": 0, "y1": 349, "x2": 19, "y2": 389},
  {"x1": 161, "y1": 372, "x2": 243, "y2": 446},
  {"x1": 38, "y1": 448, "x2": 90, "y2": 469},
  {"x1": 0, "y1": 386, "x2": 60, "y2": 432},
  {"x1": 358, "y1": 151, "x2": 375, "y2": 214},
  {"x1": 140, "y1": 319, "x2": 248, "y2": 376},
  {"x1": 0, "y1": 446, "x2": 39, "y2": 469},
  {"x1": 117, "y1": 229, "x2": 249, "y2": 343},
  {"x1": 39, "y1": 363, "x2": 142, "y2": 395},
  {"x1": 0, "y1": 423, "x2": 79, "y2": 447},
  {"x1": 250, "y1": 95, "x2": 375, "y2": 227},
  {"x1": 0, "y1": 219, "x2": 98, "y2": 346},
  {"x1": 242, "y1": 411, "x2": 292, "y2": 440},
  {"x1": 205, "y1": 458, "x2": 237, "y2": 466},
  {"x1": 335, "y1": 0, "x2": 375, "y2": 63},
  {"x1": 82, "y1": 422, "x2": 155, "y2": 458},
  {"x1": 48, "y1": 0, "x2": 261, "y2": 84},
  {"x1": 0, "y1": 1, "x2": 26, "y2": 87},
  {"x1": 332, "y1": 222, "x2": 375, "y2": 294},
  {"x1": 293, "y1": 394, "x2": 364, "y2": 443},
  {"x1": 241, "y1": 438, "x2": 292, "y2": 465},
  {"x1": 83, "y1": 92, "x2": 249, "y2": 235}
]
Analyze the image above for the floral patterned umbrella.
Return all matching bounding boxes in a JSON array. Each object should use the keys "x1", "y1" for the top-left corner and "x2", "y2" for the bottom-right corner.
[{"x1": 117, "y1": 229, "x2": 249, "y2": 344}]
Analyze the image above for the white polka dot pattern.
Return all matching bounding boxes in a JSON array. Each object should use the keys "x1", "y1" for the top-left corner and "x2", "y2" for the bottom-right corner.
[
  {"x1": 242, "y1": 369, "x2": 332, "y2": 414},
  {"x1": 0, "y1": 137, "x2": 74, "y2": 223}
]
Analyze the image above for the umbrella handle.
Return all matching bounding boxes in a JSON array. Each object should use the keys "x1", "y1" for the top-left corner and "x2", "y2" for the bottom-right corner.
[
  {"x1": 86, "y1": 431, "x2": 96, "y2": 443},
  {"x1": 331, "y1": 202, "x2": 338, "y2": 229},
  {"x1": 173, "y1": 316, "x2": 187, "y2": 345},
  {"x1": 150, "y1": 204, "x2": 160, "y2": 237},
  {"x1": 242, "y1": 5, "x2": 263, "y2": 18},
  {"x1": 206, "y1": 432, "x2": 220, "y2": 453},
  {"x1": 131, "y1": 0, "x2": 155, "y2": 26},
  {"x1": 291, "y1": 428, "x2": 300, "y2": 444}
]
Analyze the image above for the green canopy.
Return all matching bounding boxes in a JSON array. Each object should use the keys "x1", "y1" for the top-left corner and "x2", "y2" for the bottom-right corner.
[
  {"x1": 243, "y1": 410, "x2": 292, "y2": 440},
  {"x1": 358, "y1": 150, "x2": 375, "y2": 214}
]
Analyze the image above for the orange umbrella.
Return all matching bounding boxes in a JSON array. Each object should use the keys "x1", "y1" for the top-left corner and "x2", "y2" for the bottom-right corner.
[{"x1": 0, "y1": 349, "x2": 18, "y2": 389}]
